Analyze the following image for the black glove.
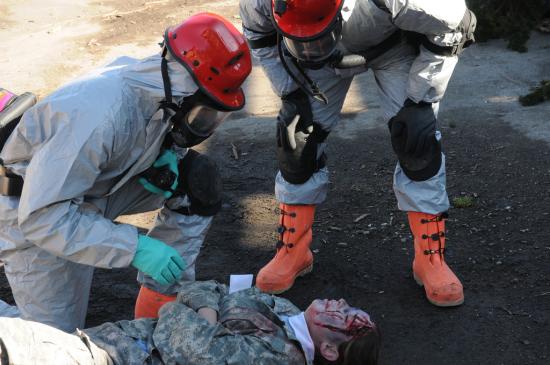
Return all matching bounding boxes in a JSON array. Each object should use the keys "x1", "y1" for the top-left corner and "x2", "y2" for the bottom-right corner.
[
  {"x1": 388, "y1": 99, "x2": 437, "y2": 158},
  {"x1": 276, "y1": 88, "x2": 313, "y2": 151}
]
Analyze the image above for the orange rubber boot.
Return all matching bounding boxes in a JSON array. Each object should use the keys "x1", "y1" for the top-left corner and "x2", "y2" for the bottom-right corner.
[
  {"x1": 256, "y1": 203, "x2": 315, "y2": 294},
  {"x1": 134, "y1": 286, "x2": 176, "y2": 319},
  {"x1": 408, "y1": 212, "x2": 464, "y2": 307}
]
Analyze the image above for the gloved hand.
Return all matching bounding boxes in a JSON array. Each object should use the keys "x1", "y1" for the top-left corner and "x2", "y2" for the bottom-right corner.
[
  {"x1": 277, "y1": 88, "x2": 313, "y2": 151},
  {"x1": 131, "y1": 235, "x2": 186, "y2": 286},
  {"x1": 139, "y1": 149, "x2": 179, "y2": 198},
  {"x1": 388, "y1": 99, "x2": 437, "y2": 158}
]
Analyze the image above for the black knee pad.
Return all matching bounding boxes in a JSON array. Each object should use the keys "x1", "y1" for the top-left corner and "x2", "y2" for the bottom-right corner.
[
  {"x1": 396, "y1": 139, "x2": 442, "y2": 181},
  {"x1": 276, "y1": 122, "x2": 329, "y2": 184},
  {"x1": 175, "y1": 149, "x2": 222, "y2": 216}
]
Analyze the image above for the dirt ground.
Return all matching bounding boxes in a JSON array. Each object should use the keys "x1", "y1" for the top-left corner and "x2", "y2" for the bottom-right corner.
[{"x1": 1, "y1": 1, "x2": 550, "y2": 364}]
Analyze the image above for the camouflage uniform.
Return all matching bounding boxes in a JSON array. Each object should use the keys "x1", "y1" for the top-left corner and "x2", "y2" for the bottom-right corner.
[
  {"x1": 83, "y1": 280, "x2": 308, "y2": 365},
  {"x1": 0, "y1": 281, "x2": 308, "y2": 364}
]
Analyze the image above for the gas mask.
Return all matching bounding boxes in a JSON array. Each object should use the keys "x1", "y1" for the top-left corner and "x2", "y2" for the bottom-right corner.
[
  {"x1": 274, "y1": 12, "x2": 344, "y2": 104},
  {"x1": 160, "y1": 54, "x2": 231, "y2": 148},
  {"x1": 282, "y1": 18, "x2": 343, "y2": 70},
  {"x1": 167, "y1": 92, "x2": 231, "y2": 148}
]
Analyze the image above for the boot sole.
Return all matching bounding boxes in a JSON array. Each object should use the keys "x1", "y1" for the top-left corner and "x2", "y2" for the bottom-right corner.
[
  {"x1": 264, "y1": 264, "x2": 313, "y2": 295},
  {"x1": 413, "y1": 273, "x2": 464, "y2": 307}
]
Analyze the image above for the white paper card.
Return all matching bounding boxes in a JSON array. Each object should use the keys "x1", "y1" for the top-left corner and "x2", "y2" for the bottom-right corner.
[{"x1": 229, "y1": 274, "x2": 254, "y2": 294}]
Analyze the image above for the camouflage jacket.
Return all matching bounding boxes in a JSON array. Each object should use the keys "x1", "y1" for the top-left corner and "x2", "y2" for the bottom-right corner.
[{"x1": 84, "y1": 281, "x2": 307, "y2": 365}]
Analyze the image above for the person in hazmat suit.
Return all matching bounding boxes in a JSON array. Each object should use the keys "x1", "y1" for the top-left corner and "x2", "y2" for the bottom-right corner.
[
  {"x1": 0, "y1": 12, "x2": 252, "y2": 332},
  {"x1": 239, "y1": 0, "x2": 477, "y2": 307}
]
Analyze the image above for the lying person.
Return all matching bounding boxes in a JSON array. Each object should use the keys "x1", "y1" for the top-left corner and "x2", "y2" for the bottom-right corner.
[{"x1": 0, "y1": 280, "x2": 380, "y2": 365}]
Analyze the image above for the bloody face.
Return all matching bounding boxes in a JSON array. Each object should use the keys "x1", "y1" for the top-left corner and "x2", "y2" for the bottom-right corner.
[{"x1": 304, "y1": 299, "x2": 375, "y2": 341}]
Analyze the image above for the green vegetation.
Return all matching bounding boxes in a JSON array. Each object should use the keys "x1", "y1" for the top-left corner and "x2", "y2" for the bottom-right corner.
[
  {"x1": 452, "y1": 196, "x2": 476, "y2": 208},
  {"x1": 519, "y1": 80, "x2": 550, "y2": 106},
  {"x1": 467, "y1": 0, "x2": 547, "y2": 52}
]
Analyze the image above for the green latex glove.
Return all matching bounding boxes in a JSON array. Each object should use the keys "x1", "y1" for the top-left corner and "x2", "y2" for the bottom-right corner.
[
  {"x1": 139, "y1": 149, "x2": 179, "y2": 198},
  {"x1": 131, "y1": 235, "x2": 186, "y2": 286}
]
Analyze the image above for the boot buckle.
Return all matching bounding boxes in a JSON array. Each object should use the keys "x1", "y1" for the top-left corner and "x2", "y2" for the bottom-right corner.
[
  {"x1": 423, "y1": 248, "x2": 445, "y2": 255},
  {"x1": 276, "y1": 240, "x2": 294, "y2": 250},
  {"x1": 420, "y1": 212, "x2": 449, "y2": 224}
]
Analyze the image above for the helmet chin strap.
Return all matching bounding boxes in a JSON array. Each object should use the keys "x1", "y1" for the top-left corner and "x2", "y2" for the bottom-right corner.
[
  {"x1": 277, "y1": 35, "x2": 329, "y2": 105},
  {"x1": 160, "y1": 48, "x2": 180, "y2": 114}
]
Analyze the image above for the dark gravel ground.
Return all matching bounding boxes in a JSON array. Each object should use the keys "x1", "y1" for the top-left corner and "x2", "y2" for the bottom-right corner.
[{"x1": 1, "y1": 107, "x2": 550, "y2": 364}]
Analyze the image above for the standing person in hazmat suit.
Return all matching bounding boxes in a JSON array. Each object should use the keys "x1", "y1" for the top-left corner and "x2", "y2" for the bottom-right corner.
[
  {"x1": 0, "y1": 12, "x2": 252, "y2": 332},
  {"x1": 239, "y1": 0, "x2": 476, "y2": 307}
]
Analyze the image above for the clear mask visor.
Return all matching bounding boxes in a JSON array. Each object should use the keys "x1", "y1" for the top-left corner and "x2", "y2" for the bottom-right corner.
[
  {"x1": 186, "y1": 105, "x2": 230, "y2": 136},
  {"x1": 283, "y1": 25, "x2": 341, "y2": 63}
]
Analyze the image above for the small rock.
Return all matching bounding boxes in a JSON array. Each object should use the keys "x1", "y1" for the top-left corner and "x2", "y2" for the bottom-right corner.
[
  {"x1": 336, "y1": 242, "x2": 348, "y2": 247},
  {"x1": 87, "y1": 38, "x2": 101, "y2": 47},
  {"x1": 312, "y1": 249, "x2": 320, "y2": 254},
  {"x1": 522, "y1": 340, "x2": 530, "y2": 345}
]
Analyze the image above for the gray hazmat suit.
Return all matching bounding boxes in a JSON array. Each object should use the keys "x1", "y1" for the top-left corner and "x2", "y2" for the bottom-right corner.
[
  {"x1": 0, "y1": 54, "x2": 213, "y2": 332},
  {"x1": 239, "y1": 0, "x2": 470, "y2": 213}
]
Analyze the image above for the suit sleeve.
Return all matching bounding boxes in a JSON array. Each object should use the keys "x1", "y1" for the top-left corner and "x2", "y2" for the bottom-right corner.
[
  {"x1": 384, "y1": 0, "x2": 471, "y2": 103},
  {"x1": 16, "y1": 103, "x2": 138, "y2": 269},
  {"x1": 239, "y1": 0, "x2": 297, "y2": 97},
  {"x1": 175, "y1": 280, "x2": 227, "y2": 312},
  {"x1": 154, "y1": 302, "x2": 302, "y2": 365}
]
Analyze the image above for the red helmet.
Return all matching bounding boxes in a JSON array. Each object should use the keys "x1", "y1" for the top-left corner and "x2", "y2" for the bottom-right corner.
[
  {"x1": 165, "y1": 13, "x2": 252, "y2": 110},
  {"x1": 271, "y1": 0, "x2": 344, "y2": 40}
]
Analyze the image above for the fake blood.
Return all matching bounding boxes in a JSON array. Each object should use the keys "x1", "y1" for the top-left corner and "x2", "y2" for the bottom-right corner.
[{"x1": 314, "y1": 310, "x2": 375, "y2": 339}]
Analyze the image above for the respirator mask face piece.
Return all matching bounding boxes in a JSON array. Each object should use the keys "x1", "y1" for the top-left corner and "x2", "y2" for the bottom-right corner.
[{"x1": 169, "y1": 96, "x2": 231, "y2": 148}]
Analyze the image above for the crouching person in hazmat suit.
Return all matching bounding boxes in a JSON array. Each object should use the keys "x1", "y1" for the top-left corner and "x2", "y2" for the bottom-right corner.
[
  {"x1": 0, "y1": 13, "x2": 252, "y2": 332},
  {"x1": 239, "y1": 0, "x2": 477, "y2": 307}
]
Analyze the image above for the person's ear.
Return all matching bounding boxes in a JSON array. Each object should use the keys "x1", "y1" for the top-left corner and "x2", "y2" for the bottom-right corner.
[{"x1": 320, "y1": 341, "x2": 339, "y2": 362}]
